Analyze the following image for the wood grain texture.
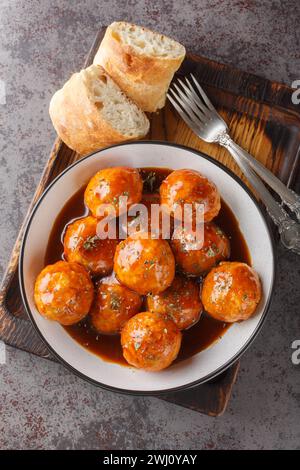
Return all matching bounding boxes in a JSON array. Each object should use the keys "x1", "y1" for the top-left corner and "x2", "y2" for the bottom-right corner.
[{"x1": 0, "y1": 27, "x2": 299, "y2": 416}]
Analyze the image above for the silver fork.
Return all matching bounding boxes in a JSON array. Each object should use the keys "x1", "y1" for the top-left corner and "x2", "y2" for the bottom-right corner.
[{"x1": 167, "y1": 74, "x2": 300, "y2": 255}]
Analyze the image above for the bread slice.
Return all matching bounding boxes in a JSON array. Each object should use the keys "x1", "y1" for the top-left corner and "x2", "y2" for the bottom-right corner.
[
  {"x1": 49, "y1": 64, "x2": 150, "y2": 155},
  {"x1": 93, "y1": 22, "x2": 186, "y2": 112}
]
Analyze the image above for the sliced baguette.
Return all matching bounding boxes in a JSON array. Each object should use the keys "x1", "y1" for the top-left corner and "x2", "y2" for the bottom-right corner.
[
  {"x1": 93, "y1": 22, "x2": 186, "y2": 112},
  {"x1": 49, "y1": 64, "x2": 150, "y2": 155}
]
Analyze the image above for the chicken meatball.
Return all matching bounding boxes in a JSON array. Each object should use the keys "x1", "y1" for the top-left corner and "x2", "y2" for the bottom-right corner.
[
  {"x1": 114, "y1": 233, "x2": 175, "y2": 295},
  {"x1": 201, "y1": 261, "x2": 262, "y2": 322},
  {"x1": 84, "y1": 167, "x2": 143, "y2": 218},
  {"x1": 147, "y1": 276, "x2": 202, "y2": 330},
  {"x1": 90, "y1": 274, "x2": 143, "y2": 334},
  {"x1": 160, "y1": 169, "x2": 220, "y2": 222},
  {"x1": 34, "y1": 261, "x2": 94, "y2": 325},
  {"x1": 121, "y1": 311, "x2": 182, "y2": 371},
  {"x1": 171, "y1": 222, "x2": 230, "y2": 276},
  {"x1": 63, "y1": 216, "x2": 118, "y2": 276}
]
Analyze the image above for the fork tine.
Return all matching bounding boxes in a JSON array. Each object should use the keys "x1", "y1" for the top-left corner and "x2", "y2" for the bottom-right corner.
[
  {"x1": 167, "y1": 93, "x2": 203, "y2": 136},
  {"x1": 173, "y1": 82, "x2": 207, "y2": 121},
  {"x1": 190, "y1": 74, "x2": 216, "y2": 111},
  {"x1": 169, "y1": 87, "x2": 205, "y2": 128},
  {"x1": 172, "y1": 83, "x2": 206, "y2": 123},
  {"x1": 167, "y1": 93, "x2": 195, "y2": 127},
  {"x1": 177, "y1": 78, "x2": 210, "y2": 118}
]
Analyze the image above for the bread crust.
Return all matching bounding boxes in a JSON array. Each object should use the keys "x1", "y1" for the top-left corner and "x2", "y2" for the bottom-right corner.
[
  {"x1": 49, "y1": 65, "x2": 149, "y2": 155},
  {"x1": 93, "y1": 23, "x2": 186, "y2": 112}
]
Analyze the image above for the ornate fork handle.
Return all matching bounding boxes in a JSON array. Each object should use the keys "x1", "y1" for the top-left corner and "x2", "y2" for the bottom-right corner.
[
  {"x1": 218, "y1": 130, "x2": 300, "y2": 221},
  {"x1": 217, "y1": 132, "x2": 300, "y2": 255}
]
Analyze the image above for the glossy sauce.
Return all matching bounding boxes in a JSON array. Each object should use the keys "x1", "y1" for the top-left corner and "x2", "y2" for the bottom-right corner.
[{"x1": 45, "y1": 167, "x2": 251, "y2": 367}]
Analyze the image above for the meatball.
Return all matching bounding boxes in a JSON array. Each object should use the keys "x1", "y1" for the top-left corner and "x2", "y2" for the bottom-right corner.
[
  {"x1": 147, "y1": 276, "x2": 202, "y2": 330},
  {"x1": 114, "y1": 233, "x2": 175, "y2": 295},
  {"x1": 201, "y1": 261, "x2": 262, "y2": 322},
  {"x1": 90, "y1": 273, "x2": 143, "y2": 334},
  {"x1": 34, "y1": 261, "x2": 94, "y2": 325},
  {"x1": 63, "y1": 215, "x2": 118, "y2": 276},
  {"x1": 121, "y1": 311, "x2": 182, "y2": 371},
  {"x1": 160, "y1": 169, "x2": 220, "y2": 222},
  {"x1": 84, "y1": 167, "x2": 143, "y2": 218},
  {"x1": 121, "y1": 193, "x2": 173, "y2": 239},
  {"x1": 171, "y1": 222, "x2": 230, "y2": 276}
]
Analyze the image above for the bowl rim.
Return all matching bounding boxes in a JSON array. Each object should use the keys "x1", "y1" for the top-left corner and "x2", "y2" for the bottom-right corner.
[{"x1": 19, "y1": 140, "x2": 276, "y2": 396}]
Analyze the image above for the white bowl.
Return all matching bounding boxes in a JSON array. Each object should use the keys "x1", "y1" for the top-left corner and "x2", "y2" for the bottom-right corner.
[{"x1": 19, "y1": 142, "x2": 275, "y2": 394}]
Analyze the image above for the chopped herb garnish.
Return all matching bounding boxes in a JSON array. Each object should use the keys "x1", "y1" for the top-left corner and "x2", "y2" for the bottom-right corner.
[
  {"x1": 134, "y1": 342, "x2": 141, "y2": 351},
  {"x1": 168, "y1": 303, "x2": 176, "y2": 309},
  {"x1": 206, "y1": 247, "x2": 216, "y2": 257},
  {"x1": 144, "y1": 259, "x2": 155, "y2": 270},
  {"x1": 110, "y1": 294, "x2": 121, "y2": 310},
  {"x1": 71, "y1": 234, "x2": 83, "y2": 246},
  {"x1": 111, "y1": 196, "x2": 119, "y2": 206},
  {"x1": 83, "y1": 235, "x2": 100, "y2": 251}
]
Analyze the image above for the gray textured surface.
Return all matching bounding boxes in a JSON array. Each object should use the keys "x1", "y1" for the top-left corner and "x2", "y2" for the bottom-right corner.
[{"x1": 0, "y1": 0, "x2": 299, "y2": 450}]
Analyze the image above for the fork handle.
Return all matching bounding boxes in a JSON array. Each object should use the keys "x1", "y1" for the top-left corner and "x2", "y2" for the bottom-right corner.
[
  {"x1": 218, "y1": 131, "x2": 300, "y2": 221},
  {"x1": 220, "y1": 140, "x2": 300, "y2": 255}
]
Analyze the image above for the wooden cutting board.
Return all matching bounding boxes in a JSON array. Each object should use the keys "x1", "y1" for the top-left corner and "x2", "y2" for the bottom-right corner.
[{"x1": 0, "y1": 28, "x2": 299, "y2": 416}]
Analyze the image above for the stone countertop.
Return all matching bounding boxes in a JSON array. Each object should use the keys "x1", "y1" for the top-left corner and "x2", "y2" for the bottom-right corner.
[{"x1": 0, "y1": 0, "x2": 299, "y2": 450}]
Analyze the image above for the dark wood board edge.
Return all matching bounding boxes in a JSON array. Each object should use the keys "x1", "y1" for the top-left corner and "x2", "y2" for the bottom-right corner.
[
  {"x1": 186, "y1": 52, "x2": 300, "y2": 111},
  {"x1": 0, "y1": 27, "x2": 299, "y2": 416},
  {"x1": 158, "y1": 361, "x2": 240, "y2": 417}
]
